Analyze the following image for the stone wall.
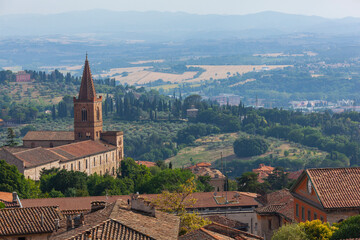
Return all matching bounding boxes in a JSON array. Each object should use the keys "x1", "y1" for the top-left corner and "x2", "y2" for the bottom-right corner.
[
  {"x1": 60, "y1": 149, "x2": 118, "y2": 176},
  {"x1": 24, "y1": 161, "x2": 60, "y2": 180},
  {"x1": 0, "y1": 149, "x2": 25, "y2": 174},
  {"x1": 23, "y1": 140, "x2": 74, "y2": 148}
]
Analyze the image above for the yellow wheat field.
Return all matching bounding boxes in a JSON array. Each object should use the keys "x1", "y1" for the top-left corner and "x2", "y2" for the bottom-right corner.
[{"x1": 95, "y1": 64, "x2": 291, "y2": 85}]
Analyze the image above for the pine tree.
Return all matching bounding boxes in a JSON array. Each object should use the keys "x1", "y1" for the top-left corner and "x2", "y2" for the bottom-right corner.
[{"x1": 5, "y1": 128, "x2": 17, "y2": 147}]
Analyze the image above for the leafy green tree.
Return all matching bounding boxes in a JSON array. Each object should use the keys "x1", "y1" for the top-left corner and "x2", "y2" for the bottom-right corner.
[
  {"x1": 197, "y1": 175, "x2": 214, "y2": 192},
  {"x1": 236, "y1": 172, "x2": 265, "y2": 193},
  {"x1": 331, "y1": 215, "x2": 360, "y2": 239},
  {"x1": 144, "y1": 169, "x2": 194, "y2": 194},
  {"x1": 40, "y1": 169, "x2": 88, "y2": 196},
  {"x1": 152, "y1": 177, "x2": 211, "y2": 235},
  {"x1": 272, "y1": 223, "x2": 307, "y2": 240},
  {"x1": 233, "y1": 137, "x2": 269, "y2": 158},
  {"x1": 120, "y1": 158, "x2": 152, "y2": 193},
  {"x1": 0, "y1": 160, "x2": 29, "y2": 198},
  {"x1": 20, "y1": 125, "x2": 36, "y2": 136}
]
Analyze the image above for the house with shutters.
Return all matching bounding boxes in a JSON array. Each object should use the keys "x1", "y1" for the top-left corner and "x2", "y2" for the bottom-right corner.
[{"x1": 290, "y1": 167, "x2": 360, "y2": 224}]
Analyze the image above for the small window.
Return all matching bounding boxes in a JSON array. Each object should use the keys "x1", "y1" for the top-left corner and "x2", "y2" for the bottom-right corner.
[
  {"x1": 296, "y1": 204, "x2": 299, "y2": 217},
  {"x1": 308, "y1": 210, "x2": 311, "y2": 221},
  {"x1": 50, "y1": 142, "x2": 54, "y2": 148},
  {"x1": 268, "y1": 220, "x2": 272, "y2": 230},
  {"x1": 86, "y1": 160, "x2": 88, "y2": 169},
  {"x1": 112, "y1": 167, "x2": 115, "y2": 175},
  {"x1": 81, "y1": 108, "x2": 87, "y2": 121},
  {"x1": 320, "y1": 216, "x2": 324, "y2": 222},
  {"x1": 106, "y1": 154, "x2": 108, "y2": 162},
  {"x1": 100, "y1": 170, "x2": 102, "y2": 176},
  {"x1": 63, "y1": 166, "x2": 65, "y2": 169},
  {"x1": 78, "y1": 132, "x2": 82, "y2": 138},
  {"x1": 18, "y1": 237, "x2": 26, "y2": 240},
  {"x1": 302, "y1": 207, "x2": 305, "y2": 221},
  {"x1": 71, "y1": 164, "x2": 73, "y2": 171},
  {"x1": 100, "y1": 157, "x2": 102, "y2": 165},
  {"x1": 314, "y1": 212, "x2": 317, "y2": 220},
  {"x1": 94, "y1": 158, "x2": 96, "y2": 166},
  {"x1": 78, "y1": 161, "x2": 81, "y2": 170},
  {"x1": 86, "y1": 132, "x2": 91, "y2": 139}
]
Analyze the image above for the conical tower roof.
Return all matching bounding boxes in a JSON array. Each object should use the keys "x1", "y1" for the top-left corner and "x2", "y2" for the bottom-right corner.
[{"x1": 78, "y1": 54, "x2": 96, "y2": 101}]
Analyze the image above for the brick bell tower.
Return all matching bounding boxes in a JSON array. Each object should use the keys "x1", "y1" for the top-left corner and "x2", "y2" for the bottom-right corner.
[{"x1": 73, "y1": 54, "x2": 103, "y2": 141}]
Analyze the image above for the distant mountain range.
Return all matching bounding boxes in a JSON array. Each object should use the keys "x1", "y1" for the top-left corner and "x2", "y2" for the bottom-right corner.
[{"x1": 2, "y1": 10, "x2": 360, "y2": 41}]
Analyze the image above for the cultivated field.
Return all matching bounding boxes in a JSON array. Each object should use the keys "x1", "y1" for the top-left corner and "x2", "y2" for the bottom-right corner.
[
  {"x1": 96, "y1": 64, "x2": 290, "y2": 85},
  {"x1": 165, "y1": 132, "x2": 326, "y2": 169}
]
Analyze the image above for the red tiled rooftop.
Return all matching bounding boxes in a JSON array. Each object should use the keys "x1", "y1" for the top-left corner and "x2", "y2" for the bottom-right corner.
[
  {"x1": 23, "y1": 131, "x2": 74, "y2": 141},
  {"x1": 0, "y1": 191, "x2": 13, "y2": 202},
  {"x1": 256, "y1": 189, "x2": 294, "y2": 221},
  {"x1": 21, "y1": 191, "x2": 259, "y2": 211},
  {"x1": 13, "y1": 147, "x2": 63, "y2": 167},
  {"x1": 0, "y1": 206, "x2": 62, "y2": 236},
  {"x1": 136, "y1": 161, "x2": 157, "y2": 168},
  {"x1": 50, "y1": 140, "x2": 116, "y2": 160},
  {"x1": 307, "y1": 167, "x2": 360, "y2": 209}
]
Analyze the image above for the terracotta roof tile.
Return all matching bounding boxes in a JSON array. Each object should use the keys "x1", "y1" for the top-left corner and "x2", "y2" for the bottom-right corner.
[
  {"x1": 179, "y1": 228, "x2": 217, "y2": 240},
  {"x1": 203, "y1": 222, "x2": 263, "y2": 240},
  {"x1": 307, "y1": 167, "x2": 360, "y2": 209},
  {"x1": 22, "y1": 191, "x2": 259, "y2": 211},
  {"x1": 51, "y1": 200, "x2": 180, "y2": 240},
  {"x1": 206, "y1": 215, "x2": 248, "y2": 230},
  {"x1": 288, "y1": 170, "x2": 303, "y2": 180},
  {"x1": 50, "y1": 140, "x2": 116, "y2": 160},
  {"x1": 23, "y1": 131, "x2": 74, "y2": 141},
  {"x1": 13, "y1": 147, "x2": 62, "y2": 167},
  {"x1": 0, "y1": 206, "x2": 62, "y2": 236},
  {"x1": 0, "y1": 191, "x2": 14, "y2": 202},
  {"x1": 65, "y1": 219, "x2": 155, "y2": 240},
  {"x1": 136, "y1": 161, "x2": 157, "y2": 168},
  {"x1": 180, "y1": 222, "x2": 263, "y2": 240},
  {"x1": 255, "y1": 189, "x2": 294, "y2": 221}
]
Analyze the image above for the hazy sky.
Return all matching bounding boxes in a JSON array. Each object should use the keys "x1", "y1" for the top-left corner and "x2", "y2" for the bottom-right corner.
[{"x1": 0, "y1": 0, "x2": 359, "y2": 18}]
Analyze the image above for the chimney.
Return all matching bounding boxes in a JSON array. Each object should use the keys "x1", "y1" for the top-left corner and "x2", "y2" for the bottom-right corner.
[
  {"x1": 54, "y1": 219, "x2": 60, "y2": 232},
  {"x1": 12, "y1": 192, "x2": 17, "y2": 203},
  {"x1": 41, "y1": 213, "x2": 44, "y2": 227},
  {"x1": 131, "y1": 194, "x2": 156, "y2": 217},
  {"x1": 91, "y1": 201, "x2": 106, "y2": 212},
  {"x1": 66, "y1": 215, "x2": 73, "y2": 231}
]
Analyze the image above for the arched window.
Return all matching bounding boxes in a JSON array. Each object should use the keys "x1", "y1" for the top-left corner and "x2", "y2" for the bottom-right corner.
[
  {"x1": 96, "y1": 107, "x2": 100, "y2": 121},
  {"x1": 81, "y1": 108, "x2": 87, "y2": 122}
]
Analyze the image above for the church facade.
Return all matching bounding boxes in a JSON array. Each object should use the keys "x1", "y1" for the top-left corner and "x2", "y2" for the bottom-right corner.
[{"x1": 0, "y1": 56, "x2": 124, "y2": 180}]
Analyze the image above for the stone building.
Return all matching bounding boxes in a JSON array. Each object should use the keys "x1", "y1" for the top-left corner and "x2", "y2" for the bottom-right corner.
[
  {"x1": 290, "y1": 167, "x2": 360, "y2": 224},
  {"x1": 255, "y1": 189, "x2": 294, "y2": 240},
  {"x1": 187, "y1": 162, "x2": 226, "y2": 192},
  {"x1": 0, "y1": 56, "x2": 124, "y2": 180}
]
